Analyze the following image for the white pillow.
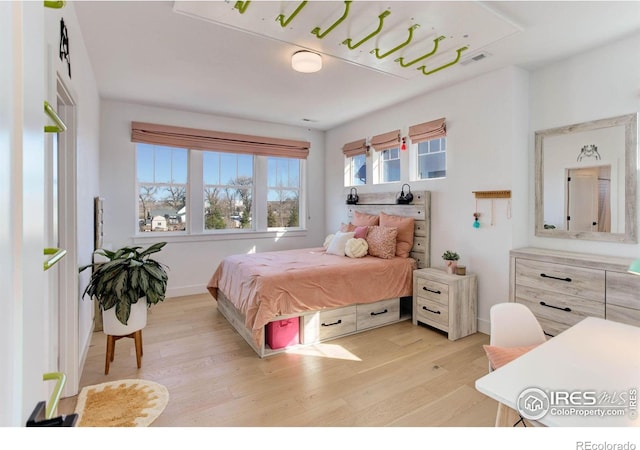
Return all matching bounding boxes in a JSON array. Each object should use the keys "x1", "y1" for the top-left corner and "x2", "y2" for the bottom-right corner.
[
  {"x1": 326, "y1": 231, "x2": 355, "y2": 256},
  {"x1": 345, "y1": 238, "x2": 368, "y2": 258},
  {"x1": 323, "y1": 234, "x2": 335, "y2": 249}
]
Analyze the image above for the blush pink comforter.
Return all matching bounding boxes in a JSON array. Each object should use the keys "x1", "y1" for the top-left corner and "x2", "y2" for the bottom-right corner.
[{"x1": 207, "y1": 247, "x2": 416, "y2": 348}]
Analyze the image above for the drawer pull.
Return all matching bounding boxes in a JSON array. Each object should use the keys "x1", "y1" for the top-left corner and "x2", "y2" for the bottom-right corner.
[
  {"x1": 422, "y1": 286, "x2": 442, "y2": 294},
  {"x1": 321, "y1": 319, "x2": 342, "y2": 327},
  {"x1": 540, "y1": 301, "x2": 571, "y2": 312},
  {"x1": 422, "y1": 306, "x2": 441, "y2": 315},
  {"x1": 370, "y1": 309, "x2": 388, "y2": 316},
  {"x1": 544, "y1": 331, "x2": 555, "y2": 338},
  {"x1": 540, "y1": 273, "x2": 572, "y2": 282}
]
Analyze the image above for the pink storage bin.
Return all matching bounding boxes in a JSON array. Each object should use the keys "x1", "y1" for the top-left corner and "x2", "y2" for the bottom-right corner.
[{"x1": 266, "y1": 318, "x2": 300, "y2": 349}]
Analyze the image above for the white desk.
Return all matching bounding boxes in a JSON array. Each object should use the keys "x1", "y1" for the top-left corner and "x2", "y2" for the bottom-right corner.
[{"x1": 475, "y1": 316, "x2": 640, "y2": 426}]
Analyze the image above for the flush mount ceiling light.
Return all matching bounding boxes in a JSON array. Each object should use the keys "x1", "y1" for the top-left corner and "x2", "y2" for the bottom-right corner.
[{"x1": 291, "y1": 50, "x2": 322, "y2": 73}]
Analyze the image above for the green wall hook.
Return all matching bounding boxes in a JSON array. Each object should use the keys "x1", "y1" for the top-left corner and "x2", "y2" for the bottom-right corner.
[
  {"x1": 370, "y1": 24, "x2": 420, "y2": 59},
  {"x1": 418, "y1": 46, "x2": 469, "y2": 76},
  {"x1": 311, "y1": 0, "x2": 351, "y2": 39},
  {"x1": 44, "y1": 101, "x2": 67, "y2": 133},
  {"x1": 343, "y1": 10, "x2": 391, "y2": 50},
  {"x1": 276, "y1": 1, "x2": 308, "y2": 28},
  {"x1": 44, "y1": 1, "x2": 65, "y2": 8},
  {"x1": 234, "y1": 1, "x2": 251, "y2": 14},
  {"x1": 395, "y1": 35, "x2": 445, "y2": 67}
]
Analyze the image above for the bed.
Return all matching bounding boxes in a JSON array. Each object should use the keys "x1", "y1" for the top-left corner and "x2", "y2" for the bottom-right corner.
[{"x1": 207, "y1": 191, "x2": 431, "y2": 357}]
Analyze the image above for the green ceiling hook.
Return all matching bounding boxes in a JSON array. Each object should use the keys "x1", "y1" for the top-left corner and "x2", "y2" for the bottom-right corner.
[
  {"x1": 234, "y1": 1, "x2": 251, "y2": 14},
  {"x1": 418, "y1": 46, "x2": 469, "y2": 76},
  {"x1": 276, "y1": 1, "x2": 308, "y2": 28},
  {"x1": 44, "y1": 1, "x2": 65, "y2": 8},
  {"x1": 343, "y1": 10, "x2": 391, "y2": 50},
  {"x1": 370, "y1": 24, "x2": 420, "y2": 59},
  {"x1": 311, "y1": 0, "x2": 351, "y2": 39},
  {"x1": 395, "y1": 35, "x2": 446, "y2": 67}
]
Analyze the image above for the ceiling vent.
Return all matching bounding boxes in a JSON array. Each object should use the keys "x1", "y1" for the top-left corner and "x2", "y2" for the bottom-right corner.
[{"x1": 460, "y1": 51, "x2": 491, "y2": 66}]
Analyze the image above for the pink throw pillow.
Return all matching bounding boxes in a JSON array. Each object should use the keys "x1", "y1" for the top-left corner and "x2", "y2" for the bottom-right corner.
[
  {"x1": 366, "y1": 226, "x2": 398, "y2": 259},
  {"x1": 482, "y1": 344, "x2": 541, "y2": 370},
  {"x1": 354, "y1": 226, "x2": 368, "y2": 239},
  {"x1": 353, "y1": 211, "x2": 379, "y2": 226},
  {"x1": 379, "y1": 212, "x2": 414, "y2": 258}
]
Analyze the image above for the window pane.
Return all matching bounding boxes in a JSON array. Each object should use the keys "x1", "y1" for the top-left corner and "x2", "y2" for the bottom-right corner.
[
  {"x1": 172, "y1": 149, "x2": 188, "y2": 183},
  {"x1": 220, "y1": 153, "x2": 237, "y2": 184},
  {"x1": 383, "y1": 159, "x2": 400, "y2": 182},
  {"x1": 268, "y1": 189, "x2": 299, "y2": 228},
  {"x1": 154, "y1": 146, "x2": 173, "y2": 183},
  {"x1": 277, "y1": 158, "x2": 288, "y2": 186},
  {"x1": 237, "y1": 154, "x2": 253, "y2": 179},
  {"x1": 288, "y1": 159, "x2": 300, "y2": 186},
  {"x1": 137, "y1": 144, "x2": 155, "y2": 182},
  {"x1": 353, "y1": 154, "x2": 366, "y2": 185},
  {"x1": 203, "y1": 152, "x2": 220, "y2": 185},
  {"x1": 417, "y1": 138, "x2": 446, "y2": 180},
  {"x1": 138, "y1": 184, "x2": 187, "y2": 232}
]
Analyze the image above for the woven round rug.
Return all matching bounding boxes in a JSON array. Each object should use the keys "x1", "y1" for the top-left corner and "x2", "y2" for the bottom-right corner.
[{"x1": 74, "y1": 379, "x2": 169, "y2": 427}]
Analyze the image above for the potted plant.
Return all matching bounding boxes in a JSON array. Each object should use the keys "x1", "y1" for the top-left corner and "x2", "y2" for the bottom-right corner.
[
  {"x1": 80, "y1": 242, "x2": 169, "y2": 334},
  {"x1": 442, "y1": 250, "x2": 460, "y2": 274}
]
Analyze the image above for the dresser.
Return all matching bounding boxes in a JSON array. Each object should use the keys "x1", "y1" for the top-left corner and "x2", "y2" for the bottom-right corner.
[
  {"x1": 412, "y1": 268, "x2": 478, "y2": 340},
  {"x1": 510, "y1": 247, "x2": 640, "y2": 336}
]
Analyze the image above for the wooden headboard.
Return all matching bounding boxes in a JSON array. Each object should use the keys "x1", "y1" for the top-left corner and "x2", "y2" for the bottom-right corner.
[{"x1": 346, "y1": 191, "x2": 431, "y2": 269}]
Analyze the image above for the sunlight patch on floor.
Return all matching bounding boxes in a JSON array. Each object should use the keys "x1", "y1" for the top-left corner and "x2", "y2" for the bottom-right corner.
[{"x1": 286, "y1": 343, "x2": 362, "y2": 361}]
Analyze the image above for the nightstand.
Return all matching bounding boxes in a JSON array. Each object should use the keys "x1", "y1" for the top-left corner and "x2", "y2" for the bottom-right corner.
[{"x1": 413, "y1": 268, "x2": 478, "y2": 340}]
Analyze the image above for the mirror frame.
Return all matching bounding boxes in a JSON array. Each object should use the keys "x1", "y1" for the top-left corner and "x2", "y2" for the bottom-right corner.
[{"x1": 535, "y1": 113, "x2": 638, "y2": 243}]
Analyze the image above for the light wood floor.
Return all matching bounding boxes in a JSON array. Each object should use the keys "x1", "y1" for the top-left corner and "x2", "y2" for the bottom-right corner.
[{"x1": 59, "y1": 293, "x2": 500, "y2": 426}]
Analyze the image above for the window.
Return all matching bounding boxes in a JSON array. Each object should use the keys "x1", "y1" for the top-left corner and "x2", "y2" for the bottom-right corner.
[
  {"x1": 348, "y1": 153, "x2": 366, "y2": 186},
  {"x1": 132, "y1": 122, "x2": 309, "y2": 236},
  {"x1": 203, "y1": 152, "x2": 253, "y2": 230},
  {"x1": 380, "y1": 147, "x2": 401, "y2": 183},
  {"x1": 137, "y1": 144, "x2": 188, "y2": 233},
  {"x1": 268, "y1": 157, "x2": 300, "y2": 228},
  {"x1": 417, "y1": 137, "x2": 446, "y2": 179}
]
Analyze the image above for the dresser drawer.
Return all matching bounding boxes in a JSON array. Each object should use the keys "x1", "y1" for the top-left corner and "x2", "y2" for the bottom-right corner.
[
  {"x1": 356, "y1": 298, "x2": 399, "y2": 331},
  {"x1": 415, "y1": 297, "x2": 449, "y2": 330},
  {"x1": 515, "y1": 288, "x2": 604, "y2": 336},
  {"x1": 414, "y1": 277, "x2": 449, "y2": 306},
  {"x1": 606, "y1": 271, "x2": 640, "y2": 310},
  {"x1": 302, "y1": 306, "x2": 357, "y2": 343},
  {"x1": 515, "y1": 258, "x2": 604, "y2": 302},
  {"x1": 606, "y1": 304, "x2": 640, "y2": 327}
]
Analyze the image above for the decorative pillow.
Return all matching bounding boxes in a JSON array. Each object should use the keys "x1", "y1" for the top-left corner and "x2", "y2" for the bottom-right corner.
[
  {"x1": 345, "y1": 238, "x2": 368, "y2": 258},
  {"x1": 366, "y1": 226, "x2": 398, "y2": 259},
  {"x1": 323, "y1": 234, "x2": 335, "y2": 249},
  {"x1": 353, "y1": 211, "x2": 379, "y2": 226},
  {"x1": 354, "y1": 226, "x2": 368, "y2": 239},
  {"x1": 340, "y1": 222, "x2": 356, "y2": 232},
  {"x1": 379, "y1": 212, "x2": 414, "y2": 258},
  {"x1": 482, "y1": 344, "x2": 541, "y2": 370},
  {"x1": 326, "y1": 231, "x2": 355, "y2": 256}
]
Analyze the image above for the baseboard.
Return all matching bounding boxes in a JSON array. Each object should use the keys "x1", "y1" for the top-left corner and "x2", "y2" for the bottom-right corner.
[
  {"x1": 166, "y1": 284, "x2": 208, "y2": 299},
  {"x1": 478, "y1": 317, "x2": 490, "y2": 335}
]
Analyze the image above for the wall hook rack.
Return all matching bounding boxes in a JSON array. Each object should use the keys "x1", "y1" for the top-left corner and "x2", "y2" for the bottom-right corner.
[
  {"x1": 472, "y1": 190, "x2": 511, "y2": 199},
  {"x1": 44, "y1": 101, "x2": 67, "y2": 133},
  {"x1": 418, "y1": 46, "x2": 468, "y2": 76},
  {"x1": 395, "y1": 35, "x2": 445, "y2": 67},
  {"x1": 371, "y1": 23, "x2": 420, "y2": 59},
  {"x1": 311, "y1": 0, "x2": 351, "y2": 39},
  {"x1": 343, "y1": 10, "x2": 391, "y2": 50},
  {"x1": 234, "y1": 1, "x2": 251, "y2": 14},
  {"x1": 276, "y1": 1, "x2": 308, "y2": 28}
]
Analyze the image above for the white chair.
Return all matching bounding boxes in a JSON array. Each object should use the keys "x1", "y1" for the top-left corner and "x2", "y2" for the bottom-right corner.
[{"x1": 488, "y1": 302, "x2": 547, "y2": 427}]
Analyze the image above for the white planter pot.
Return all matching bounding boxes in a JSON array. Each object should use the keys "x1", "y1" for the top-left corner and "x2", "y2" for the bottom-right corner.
[{"x1": 102, "y1": 297, "x2": 148, "y2": 336}]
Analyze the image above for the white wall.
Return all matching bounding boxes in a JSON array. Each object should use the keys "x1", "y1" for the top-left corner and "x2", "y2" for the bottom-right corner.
[
  {"x1": 45, "y1": 2, "x2": 101, "y2": 395},
  {"x1": 99, "y1": 100, "x2": 326, "y2": 297},
  {"x1": 325, "y1": 66, "x2": 530, "y2": 333},
  {"x1": 529, "y1": 32, "x2": 640, "y2": 257}
]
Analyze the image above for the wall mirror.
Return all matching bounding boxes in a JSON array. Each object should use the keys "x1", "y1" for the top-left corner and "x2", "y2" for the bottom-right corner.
[{"x1": 535, "y1": 113, "x2": 638, "y2": 243}]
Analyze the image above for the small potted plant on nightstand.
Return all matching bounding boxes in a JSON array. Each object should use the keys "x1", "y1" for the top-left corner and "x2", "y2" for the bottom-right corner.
[{"x1": 442, "y1": 250, "x2": 460, "y2": 275}]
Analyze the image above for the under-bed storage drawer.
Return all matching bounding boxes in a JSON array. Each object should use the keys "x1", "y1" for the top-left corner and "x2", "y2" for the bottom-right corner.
[
  {"x1": 302, "y1": 306, "x2": 357, "y2": 344},
  {"x1": 356, "y1": 298, "x2": 399, "y2": 331}
]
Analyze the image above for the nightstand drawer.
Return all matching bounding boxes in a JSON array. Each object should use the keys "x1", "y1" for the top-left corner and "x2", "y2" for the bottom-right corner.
[
  {"x1": 415, "y1": 277, "x2": 449, "y2": 306},
  {"x1": 415, "y1": 297, "x2": 448, "y2": 329}
]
